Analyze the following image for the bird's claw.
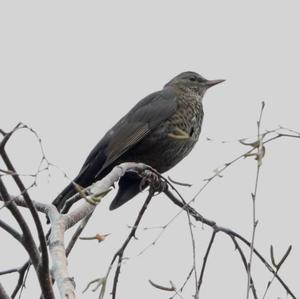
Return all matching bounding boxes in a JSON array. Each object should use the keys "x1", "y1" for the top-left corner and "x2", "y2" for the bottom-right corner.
[{"x1": 139, "y1": 169, "x2": 167, "y2": 194}]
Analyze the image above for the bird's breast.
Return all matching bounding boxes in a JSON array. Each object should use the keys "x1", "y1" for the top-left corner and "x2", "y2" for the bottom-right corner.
[
  {"x1": 165, "y1": 96, "x2": 203, "y2": 139},
  {"x1": 125, "y1": 97, "x2": 204, "y2": 173}
]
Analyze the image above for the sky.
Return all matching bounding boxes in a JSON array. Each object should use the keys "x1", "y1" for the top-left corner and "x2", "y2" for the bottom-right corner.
[{"x1": 0, "y1": 1, "x2": 300, "y2": 298}]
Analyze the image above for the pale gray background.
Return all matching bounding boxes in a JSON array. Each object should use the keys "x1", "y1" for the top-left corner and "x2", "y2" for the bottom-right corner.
[{"x1": 0, "y1": 1, "x2": 300, "y2": 298}]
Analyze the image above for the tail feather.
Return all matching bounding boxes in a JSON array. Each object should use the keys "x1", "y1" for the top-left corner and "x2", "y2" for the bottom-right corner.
[
  {"x1": 109, "y1": 172, "x2": 142, "y2": 210},
  {"x1": 53, "y1": 166, "x2": 143, "y2": 213},
  {"x1": 52, "y1": 182, "x2": 77, "y2": 212}
]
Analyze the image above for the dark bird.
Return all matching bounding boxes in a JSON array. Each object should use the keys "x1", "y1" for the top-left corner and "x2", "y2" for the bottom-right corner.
[{"x1": 53, "y1": 71, "x2": 224, "y2": 212}]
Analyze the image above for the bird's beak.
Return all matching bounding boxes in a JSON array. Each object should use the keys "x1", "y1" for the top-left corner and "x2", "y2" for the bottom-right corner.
[{"x1": 205, "y1": 79, "x2": 225, "y2": 88}]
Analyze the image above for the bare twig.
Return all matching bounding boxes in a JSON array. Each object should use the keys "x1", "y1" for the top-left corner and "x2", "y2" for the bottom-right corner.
[
  {"x1": 138, "y1": 127, "x2": 300, "y2": 260},
  {"x1": 1, "y1": 122, "x2": 299, "y2": 299},
  {"x1": 0, "y1": 126, "x2": 52, "y2": 298},
  {"x1": 1, "y1": 194, "x2": 49, "y2": 213},
  {"x1": 169, "y1": 267, "x2": 194, "y2": 299},
  {"x1": 11, "y1": 261, "x2": 31, "y2": 299},
  {"x1": 0, "y1": 149, "x2": 49, "y2": 272},
  {"x1": 148, "y1": 279, "x2": 175, "y2": 291},
  {"x1": 197, "y1": 229, "x2": 217, "y2": 296},
  {"x1": 0, "y1": 128, "x2": 6, "y2": 136},
  {"x1": 111, "y1": 190, "x2": 154, "y2": 299},
  {"x1": 0, "y1": 123, "x2": 23, "y2": 151},
  {"x1": 246, "y1": 101, "x2": 265, "y2": 299},
  {"x1": 164, "y1": 189, "x2": 296, "y2": 299},
  {"x1": 66, "y1": 213, "x2": 94, "y2": 257},
  {"x1": 167, "y1": 176, "x2": 192, "y2": 187},
  {"x1": 84, "y1": 188, "x2": 154, "y2": 299},
  {"x1": 231, "y1": 237, "x2": 258, "y2": 299},
  {"x1": 83, "y1": 277, "x2": 106, "y2": 294},
  {"x1": 148, "y1": 279, "x2": 184, "y2": 298},
  {"x1": 0, "y1": 178, "x2": 41, "y2": 270},
  {"x1": 0, "y1": 261, "x2": 31, "y2": 298},
  {"x1": 262, "y1": 245, "x2": 292, "y2": 299},
  {"x1": 0, "y1": 219, "x2": 22, "y2": 243}
]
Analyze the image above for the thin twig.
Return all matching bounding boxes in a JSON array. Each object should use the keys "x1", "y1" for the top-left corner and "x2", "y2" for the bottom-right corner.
[
  {"x1": 154, "y1": 176, "x2": 200, "y2": 296},
  {"x1": 0, "y1": 128, "x2": 6, "y2": 136},
  {"x1": 164, "y1": 189, "x2": 296, "y2": 299},
  {"x1": 66, "y1": 212, "x2": 94, "y2": 257},
  {"x1": 197, "y1": 229, "x2": 217, "y2": 296},
  {"x1": 170, "y1": 267, "x2": 194, "y2": 298},
  {"x1": 0, "y1": 219, "x2": 23, "y2": 243},
  {"x1": 167, "y1": 176, "x2": 192, "y2": 187},
  {"x1": 0, "y1": 126, "x2": 52, "y2": 298},
  {"x1": 0, "y1": 179, "x2": 40, "y2": 267},
  {"x1": 231, "y1": 237, "x2": 258, "y2": 299},
  {"x1": 17, "y1": 264, "x2": 30, "y2": 299},
  {"x1": 85, "y1": 188, "x2": 155, "y2": 299},
  {"x1": 111, "y1": 190, "x2": 154, "y2": 299},
  {"x1": 148, "y1": 279, "x2": 175, "y2": 291},
  {"x1": 1, "y1": 150, "x2": 49, "y2": 273},
  {"x1": 11, "y1": 261, "x2": 31, "y2": 299},
  {"x1": 247, "y1": 101, "x2": 265, "y2": 299},
  {"x1": 262, "y1": 245, "x2": 292, "y2": 299},
  {"x1": 138, "y1": 128, "x2": 300, "y2": 258}
]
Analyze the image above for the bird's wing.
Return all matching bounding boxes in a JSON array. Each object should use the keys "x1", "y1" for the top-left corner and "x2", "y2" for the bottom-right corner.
[{"x1": 79, "y1": 87, "x2": 177, "y2": 180}]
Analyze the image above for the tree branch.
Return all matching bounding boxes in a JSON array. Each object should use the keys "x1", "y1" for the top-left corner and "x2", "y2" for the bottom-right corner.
[
  {"x1": 164, "y1": 188, "x2": 296, "y2": 299},
  {"x1": 197, "y1": 229, "x2": 217, "y2": 296},
  {"x1": 0, "y1": 150, "x2": 49, "y2": 274},
  {"x1": 45, "y1": 162, "x2": 150, "y2": 298},
  {"x1": 111, "y1": 189, "x2": 154, "y2": 299},
  {"x1": 0, "y1": 219, "x2": 22, "y2": 244},
  {"x1": 231, "y1": 237, "x2": 258, "y2": 299},
  {"x1": 0, "y1": 178, "x2": 40, "y2": 267},
  {"x1": 0, "y1": 282, "x2": 10, "y2": 299},
  {"x1": 0, "y1": 126, "x2": 53, "y2": 298}
]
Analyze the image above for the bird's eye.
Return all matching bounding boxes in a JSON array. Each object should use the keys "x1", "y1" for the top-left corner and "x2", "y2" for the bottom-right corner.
[{"x1": 189, "y1": 76, "x2": 197, "y2": 82}]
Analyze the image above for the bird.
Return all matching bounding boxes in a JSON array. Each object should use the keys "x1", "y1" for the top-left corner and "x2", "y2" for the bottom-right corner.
[{"x1": 53, "y1": 71, "x2": 224, "y2": 212}]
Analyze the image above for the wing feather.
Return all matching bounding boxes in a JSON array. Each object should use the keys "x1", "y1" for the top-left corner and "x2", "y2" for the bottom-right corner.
[{"x1": 80, "y1": 87, "x2": 177, "y2": 179}]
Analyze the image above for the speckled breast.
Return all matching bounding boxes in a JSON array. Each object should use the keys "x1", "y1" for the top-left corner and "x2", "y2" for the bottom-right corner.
[{"x1": 126, "y1": 95, "x2": 204, "y2": 173}]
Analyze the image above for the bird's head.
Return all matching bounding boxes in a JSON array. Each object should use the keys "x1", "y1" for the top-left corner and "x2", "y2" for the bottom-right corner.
[{"x1": 165, "y1": 71, "x2": 225, "y2": 100}]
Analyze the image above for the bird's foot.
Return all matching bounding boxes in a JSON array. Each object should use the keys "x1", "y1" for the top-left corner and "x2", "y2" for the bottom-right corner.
[
  {"x1": 139, "y1": 169, "x2": 167, "y2": 194},
  {"x1": 85, "y1": 188, "x2": 112, "y2": 206}
]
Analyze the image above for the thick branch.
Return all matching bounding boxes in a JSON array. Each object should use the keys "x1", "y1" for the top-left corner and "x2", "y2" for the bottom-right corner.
[
  {"x1": 0, "y1": 178, "x2": 40, "y2": 267},
  {"x1": 0, "y1": 150, "x2": 49, "y2": 274},
  {"x1": 0, "y1": 126, "x2": 53, "y2": 298},
  {"x1": 0, "y1": 282, "x2": 10, "y2": 299},
  {"x1": 46, "y1": 162, "x2": 149, "y2": 298}
]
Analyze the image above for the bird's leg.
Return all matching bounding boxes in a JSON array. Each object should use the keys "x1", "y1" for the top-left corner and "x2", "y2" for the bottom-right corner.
[
  {"x1": 167, "y1": 127, "x2": 191, "y2": 140},
  {"x1": 139, "y1": 169, "x2": 167, "y2": 194},
  {"x1": 60, "y1": 187, "x2": 110, "y2": 214}
]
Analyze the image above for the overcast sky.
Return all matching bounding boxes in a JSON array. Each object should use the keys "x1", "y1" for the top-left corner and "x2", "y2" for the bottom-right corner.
[{"x1": 1, "y1": 1, "x2": 300, "y2": 298}]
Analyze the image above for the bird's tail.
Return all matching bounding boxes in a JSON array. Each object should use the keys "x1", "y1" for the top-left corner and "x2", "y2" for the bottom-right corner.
[
  {"x1": 52, "y1": 182, "x2": 77, "y2": 212},
  {"x1": 53, "y1": 171, "x2": 143, "y2": 212},
  {"x1": 109, "y1": 172, "x2": 142, "y2": 210}
]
